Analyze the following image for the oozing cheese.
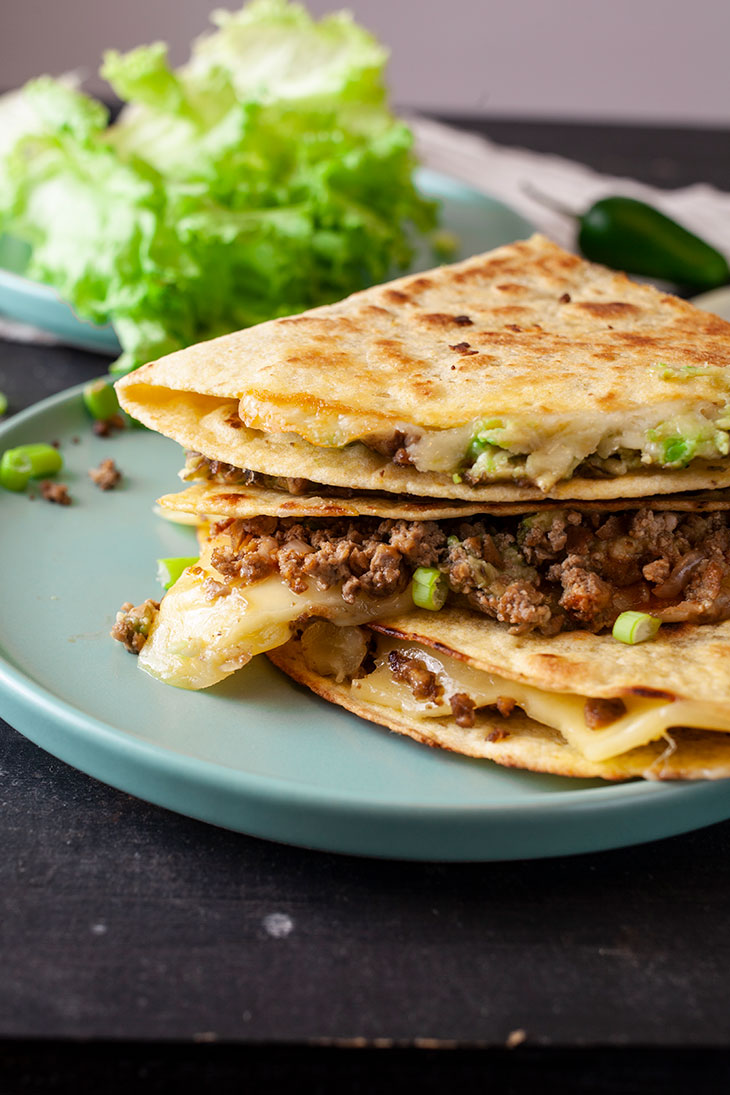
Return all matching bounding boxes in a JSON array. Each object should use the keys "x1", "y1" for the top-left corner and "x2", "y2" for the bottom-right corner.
[
  {"x1": 239, "y1": 392, "x2": 730, "y2": 489},
  {"x1": 351, "y1": 639, "x2": 730, "y2": 762},
  {"x1": 139, "y1": 567, "x2": 412, "y2": 691}
]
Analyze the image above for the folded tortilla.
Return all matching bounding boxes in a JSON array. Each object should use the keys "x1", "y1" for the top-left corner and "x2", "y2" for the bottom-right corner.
[
  {"x1": 116, "y1": 234, "x2": 730, "y2": 500},
  {"x1": 266, "y1": 613, "x2": 730, "y2": 781},
  {"x1": 159, "y1": 481, "x2": 730, "y2": 521}
]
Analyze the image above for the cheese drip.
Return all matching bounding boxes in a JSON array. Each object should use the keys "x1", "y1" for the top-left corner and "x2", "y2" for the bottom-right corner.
[
  {"x1": 139, "y1": 538, "x2": 412, "y2": 690},
  {"x1": 350, "y1": 638, "x2": 730, "y2": 762}
]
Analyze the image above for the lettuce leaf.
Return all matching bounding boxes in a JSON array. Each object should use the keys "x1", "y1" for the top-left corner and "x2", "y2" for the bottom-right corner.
[{"x1": 0, "y1": 0, "x2": 435, "y2": 373}]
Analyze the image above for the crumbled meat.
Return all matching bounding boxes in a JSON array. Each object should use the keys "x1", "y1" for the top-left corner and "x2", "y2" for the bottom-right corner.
[
  {"x1": 388, "y1": 651, "x2": 443, "y2": 702},
  {"x1": 201, "y1": 507, "x2": 730, "y2": 636},
  {"x1": 553, "y1": 558, "x2": 614, "y2": 629},
  {"x1": 386, "y1": 520, "x2": 443, "y2": 567},
  {"x1": 487, "y1": 727, "x2": 511, "y2": 743},
  {"x1": 111, "y1": 599, "x2": 160, "y2": 654},
  {"x1": 449, "y1": 692, "x2": 476, "y2": 727},
  {"x1": 584, "y1": 696, "x2": 628, "y2": 729},
  {"x1": 210, "y1": 516, "x2": 446, "y2": 604},
  {"x1": 40, "y1": 480, "x2": 71, "y2": 505},
  {"x1": 496, "y1": 696, "x2": 516, "y2": 718},
  {"x1": 495, "y1": 582, "x2": 557, "y2": 635},
  {"x1": 92, "y1": 413, "x2": 125, "y2": 437},
  {"x1": 202, "y1": 577, "x2": 231, "y2": 600},
  {"x1": 88, "y1": 458, "x2": 121, "y2": 490},
  {"x1": 362, "y1": 430, "x2": 415, "y2": 466},
  {"x1": 183, "y1": 453, "x2": 367, "y2": 497},
  {"x1": 642, "y1": 558, "x2": 671, "y2": 584}
]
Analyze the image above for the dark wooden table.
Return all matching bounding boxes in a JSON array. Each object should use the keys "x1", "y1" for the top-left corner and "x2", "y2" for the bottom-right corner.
[{"x1": 2, "y1": 119, "x2": 730, "y2": 1094}]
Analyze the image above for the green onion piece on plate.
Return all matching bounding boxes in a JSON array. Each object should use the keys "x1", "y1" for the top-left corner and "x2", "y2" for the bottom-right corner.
[
  {"x1": 83, "y1": 378, "x2": 120, "y2": 421},
  {"x1": 0, "y1": 449, "x2": 32, "y2": 492},
  {"x1": 0, "y1": 443, "x2": 63, "y2": 491},
  {"x1": 0, "y1": 391, "x2": 7, "y2": 416},
  {"x1": 612, "y1": 611, "x2": 661, "y2": 645},
  {"x1": 156, "y1": 556, "x2": 199, "y2": 590},
  {"x1": 411, "y1": 566, "x2": 448, "y2": 611}
]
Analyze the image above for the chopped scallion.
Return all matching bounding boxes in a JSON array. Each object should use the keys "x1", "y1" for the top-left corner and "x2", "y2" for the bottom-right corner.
[
  {"x1": 0, "y1": 444, "x2": 62, "y2": 492},
  {"x1": 0, "y1": 449, "x2": 31, "y2": 492},
  {"x1": 0, "y1": 391, "x2": 7, "y2": 416},
  {"x1": 156, "y1": 556, "x2": 199, "y2": 590},
  {"x1": 612, "y1": 611, "x2": 661, "y2": 645},
  {"x1": 411, "y1": 566, "x2": 448, "y2": 611},
  {"x1": 662, "y1": 437, "x2": 695, "y2": 466},
  {"x1": 83, "y1": 378, "x2": 120, "y2": 421}
]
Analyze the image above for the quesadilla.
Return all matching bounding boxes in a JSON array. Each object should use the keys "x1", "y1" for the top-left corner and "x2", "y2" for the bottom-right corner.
[
  {"x1": 117, "y1": 233, "x2": 730, "y2": 501},
  {"x1": 112, "y1": 235, "x2": 730, "y2": 780}
]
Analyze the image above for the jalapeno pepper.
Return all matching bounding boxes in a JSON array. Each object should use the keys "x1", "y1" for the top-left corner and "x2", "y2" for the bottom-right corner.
[
  {"x1": 525, "y1": 185, "x2": 730, "y2": 292},
  {"x1": 578, "y1": 196, "x2": 730, "y2": 291}
]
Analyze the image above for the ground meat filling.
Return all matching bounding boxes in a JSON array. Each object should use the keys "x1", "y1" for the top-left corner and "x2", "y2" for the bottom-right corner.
[
  {"x1": 89, "y1": 458, "x2": 122, "y2": 490},
  {"x1": 210, "y1": 516, "x2": 443, "y2": 604},
  {"x1": 184, "y1": 453, "x2": 365, "y2": 498},
  {"x1": 206, "y1": 508, "x2": 730, "y2": 636},
  {"x1": 386, "y1": 652, "x2": 476, "y2": 727},
  {"x1": 387, "y1": 651, "x2": 443, "y2": 702},
  {"x1": 111, "y1": 599, "x2": 160, "y2": 654}
]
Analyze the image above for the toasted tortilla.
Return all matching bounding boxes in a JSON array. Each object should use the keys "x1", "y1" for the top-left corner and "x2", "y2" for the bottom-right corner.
[
  {"x1": 160, "y1": 481, "x2": 730, "y2": 521},
  {"x1": 267, "y1": 605, "x2": 730, "y2": 781},
  {"x1": 117, "y1": 234, "x2": 730, "y2": 499},
  {"x1": 267, "y1": 638, "x2": 730, "y2": 781},
  {"x1": 371, "y1": 606, "x2": 730, "y2": 702}
]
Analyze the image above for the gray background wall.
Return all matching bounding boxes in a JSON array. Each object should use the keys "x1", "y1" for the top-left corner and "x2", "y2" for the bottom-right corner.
[{"x1": 2, "y1": 0, "x2": 729, "y2": 123}]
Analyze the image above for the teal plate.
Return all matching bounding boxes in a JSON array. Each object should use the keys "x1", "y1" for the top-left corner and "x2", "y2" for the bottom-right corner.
[
  {"x1": 0, "y1": 168, "x2": 530, "y2": 355},
  {"x1": 1, "y1": 388, "x2": 730, "y2": 860}
]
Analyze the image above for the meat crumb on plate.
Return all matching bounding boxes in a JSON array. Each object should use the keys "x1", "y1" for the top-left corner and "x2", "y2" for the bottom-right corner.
[
  {"x1": 89, "y1": 457, "x2": 122, "y2": 490},
  {"x1": 40, "y1": 481, "x2": 71, "y2": 505}
]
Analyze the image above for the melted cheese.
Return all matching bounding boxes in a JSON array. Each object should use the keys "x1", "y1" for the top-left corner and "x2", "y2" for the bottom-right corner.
[
  {"x1": 139, "y1": 567, "x2": 413, "y2": 691},
  {"x1": 239, "y1": 392, "x2": 730, "y2": 489},
  {"x1": 351, "y1": 639, "x2": 730, "y2": 762}
]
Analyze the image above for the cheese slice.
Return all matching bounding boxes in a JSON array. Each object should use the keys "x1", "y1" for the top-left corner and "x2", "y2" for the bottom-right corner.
[
  {"x1": 139, "y1": 563, "x2": 412, "y2": 691},
  {"x1": 351, "y1": 638, "x2": 730, "y2": 762}
]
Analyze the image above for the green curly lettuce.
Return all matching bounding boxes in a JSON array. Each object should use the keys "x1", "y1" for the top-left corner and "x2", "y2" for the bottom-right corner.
[{"x1": 0, "y1": 0, "x2": 436, "y2": 373}]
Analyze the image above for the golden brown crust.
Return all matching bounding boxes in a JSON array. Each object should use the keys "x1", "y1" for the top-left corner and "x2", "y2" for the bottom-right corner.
[
  {"x1": 119, "y1": 233, "x2": 730, "y2": 432},
  {"x1": 116, "y1": 234, "x2": 730, "y2": 501},
  {"x1": 159, "y1": 481, "x2": 730, "y2": 520},
  {"x1": 369, "y1": 608, "x2": 730, "y2": 704}
]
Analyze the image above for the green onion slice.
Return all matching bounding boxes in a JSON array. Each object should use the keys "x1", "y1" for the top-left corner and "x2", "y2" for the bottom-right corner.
[
  {"x1": 0, "y1": 449, "x2": 32, "y2": 492},
  {"x1": 411, "y1": 566, "x2": 448, "y2": 611},
  {"x1": 612, "y1": 611, "x2": 661, "y2": 645},
  {"x1": 83, "y1": 378, "x2": 120, "y2": 421},
  {"x1": 156, "y1": 556, "x2": 199, "y2": 590},
  {"x1": 0, "y1": 443, "x2": 62, "y2": 492},
  {"x1": 0, "y1": 391, "x2": 7, "y2": 417}
]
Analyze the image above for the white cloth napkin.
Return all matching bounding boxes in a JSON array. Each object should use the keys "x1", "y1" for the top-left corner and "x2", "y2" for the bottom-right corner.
[
  {"x1": 3, "y1": 117, "x2": 730, "y2": 347},
  {"x1": 411, "y1": 116, "x2": 730, "y2": 259}
]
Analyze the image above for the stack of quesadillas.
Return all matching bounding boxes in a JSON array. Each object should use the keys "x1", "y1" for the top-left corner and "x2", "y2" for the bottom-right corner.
[{"x1": 115, "y1": 234, "x2": 730, "y2": 780}]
